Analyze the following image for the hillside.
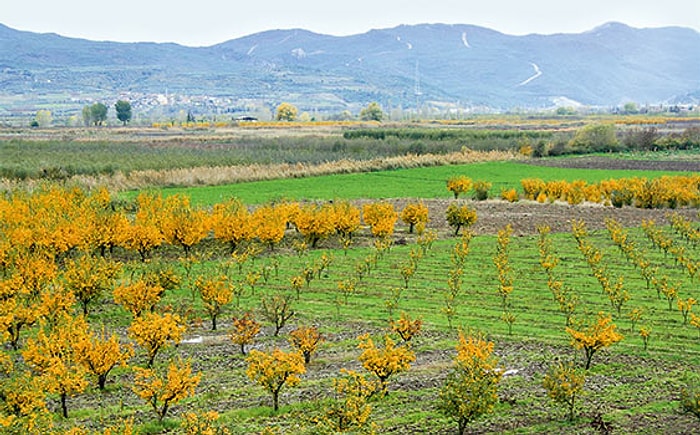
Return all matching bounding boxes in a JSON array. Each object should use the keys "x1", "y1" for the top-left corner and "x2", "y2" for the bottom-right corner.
[{"x1": 1, "y1": 22, "x2": 699, "y2": 115}]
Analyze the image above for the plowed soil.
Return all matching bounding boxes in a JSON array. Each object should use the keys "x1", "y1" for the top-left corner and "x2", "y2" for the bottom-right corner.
[
  {"x1": 524, "y1": 155, "x2": 700, "y2": 172},
  {"x1": 363, "y1": 198, "x2": 698, "y2": 237}
]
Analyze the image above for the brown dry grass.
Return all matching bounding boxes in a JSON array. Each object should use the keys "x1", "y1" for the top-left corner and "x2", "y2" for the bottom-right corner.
[{"x1": 65, "y1": 149, "x2": 520, "y2": 192}]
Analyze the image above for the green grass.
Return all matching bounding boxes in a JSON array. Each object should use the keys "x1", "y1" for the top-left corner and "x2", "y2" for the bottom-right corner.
[{"x1": 123, "y1": 161, "x2": 698, "y2": 205}]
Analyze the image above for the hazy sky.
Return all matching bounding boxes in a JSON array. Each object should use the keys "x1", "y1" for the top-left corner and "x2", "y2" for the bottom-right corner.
[{"x1": 4, "y1": 0, "x2": 699, "y2": 46}]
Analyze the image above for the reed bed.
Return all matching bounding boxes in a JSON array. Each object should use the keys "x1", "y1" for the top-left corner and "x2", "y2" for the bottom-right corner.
[{"x1": 64, "y1": 149, "x2": 521, "y2": 192}]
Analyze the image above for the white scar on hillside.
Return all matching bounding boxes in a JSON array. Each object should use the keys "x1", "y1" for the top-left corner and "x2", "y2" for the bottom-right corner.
[
  {"x1": 461, "y1": 32, "x2": 471, "y2": 48},
  {"x1": 397, "y1": 36, "x2": 413, "y2": 50},
  {"x1": 518, "y1": 63, "x2": 542, "y2": 86}
]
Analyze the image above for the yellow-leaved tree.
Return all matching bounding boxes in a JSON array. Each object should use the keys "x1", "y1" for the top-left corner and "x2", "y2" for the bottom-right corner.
[
  {"x1": 119, "y1": 222, "x2": 164, "y2": 262},
  {"x1": 390, "y1": 311, "x2": 423, "y2": 343},
  {"x1": 357, "y1": 333, "x2": 415, "y2": 395},
  {"x1": 292, "y1": 204, "x2": 336, "y2": 248},
  {"x1": 400, "y1": 201, "x2": 429, "y2": 234},
  {"x1": 252, "y1": 205, "x2": 287, "y2": 250},
  {"x1": 0, "y1": 280, "x2": 42, "y2": 350},
  {"x1": 37, "y1": 284, "x2": 76, "y2": 331},
  {"x1": 246, "y1": 348, "x2": 306, "y2": 411},
  {"x1": 437, "y1": 332, "x2": 502, "y2": 434},
  {"x1": 113, "y1": 280, "x2": 164, "y2": 317},
  {"x1": 445, "y1": 203, "x2": 478, "y2": 236},
  {"x1": 566, "y1": 312, "x2": 623, "y2": 370},
  {"x1": 159, "y1": 194, "x2": 210, "y2": 257},
  {"x1": 74, "y1": 325, "x2": 134, "y2": 390},
  {"x1": 211, "y1": 198, "x2": 254, "y2": 253},
  {"x1": 63, "y1": 253, "x2": 121, "y2": 315},
  {"x1": 181, "y1": 410, "x2": 231, "y2": 435},
  {"x1": 542, "y1": 361, "x2": 586, "y2": 421},
  {"x1": 316, "y1": 368, "x2": 379, "y2": 434},
  {"x1": 331, "y1": 201, "x2": 361, "y2": 248},
  {"x1": 275, "y1": 102, "x2": 298, "y2": 122},
  {"x1": 288, "y1": 325, "x2": 324, "y2": 364},
  {"x1": 362, "y1": 202, "x2": 398, "y2": 240},
  {"x1": 230, "y1": 312, "x2": 261, "y2": 355},
  {"x1": 0, "y1": 371, "x2": 53, "y2": 434},
  {"x1": 22, "y1": 315, "x2": 90, "y2": 418},
  {"x1": 132, "y1": 358, "x2": 201, "y2": 421},
  {"x1": 128, "y1": 312, "x2": 186, "y2": 367},
  {"x1": 119, "y1": 192, "x2": 164, "y2": 261},
  {"x1": 195, "y1": 274, "x2": 233, "y2": 330},
  {"x1": 446, "y1": 176, "x2": 473, "y2": 199}
]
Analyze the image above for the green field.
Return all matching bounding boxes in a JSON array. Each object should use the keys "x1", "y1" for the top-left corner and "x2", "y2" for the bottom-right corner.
[{"x1": 124, "y1": 160, "x2": 698, "y2": 205}]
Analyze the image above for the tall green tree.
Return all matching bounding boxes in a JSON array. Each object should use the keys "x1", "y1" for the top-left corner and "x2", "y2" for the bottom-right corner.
[
  {"x1": 115, "y1": 100, "x2": 132, "y2": 126},
  {"x1": 360, "y1": 102, "x2": 384, "y2": 122},
  {"x1": 91, "y1": 103, "x2": 108, "y2": 126},
  {"x1": 82, "y1": 106, "x2": 92, "y2": 126},
  {"x1": 83, "y1": 103, "x2": 108, "y2": 126}
]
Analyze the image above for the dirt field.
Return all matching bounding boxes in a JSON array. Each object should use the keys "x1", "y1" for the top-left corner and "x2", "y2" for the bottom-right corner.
[
  {"x1": 369, "y1": 198, "x2": 698, "y2": 238},
  {"x1": 524, "y1": 155, "x2": 700, "y2": 172}
]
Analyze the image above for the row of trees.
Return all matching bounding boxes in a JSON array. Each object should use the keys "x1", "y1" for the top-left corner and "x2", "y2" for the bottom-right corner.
[
  {"x1": 275, "y1": 102, "x2": 384, "y2": 122},
  {"x1": 445, "y1": 173, "x2": 700, "y2": 209},
  {"x1": 80, "y1": 101, "x2": 132, "y2": 126},
  {"x1": 0, "y1": 187, "x2": 440, "y2": 266},
  {"x1": 32, "y1": 101, "x2": 132, "y2": 128},
  {"x1": 33, "y1": 100, "x2": 386, "y2": 128}
]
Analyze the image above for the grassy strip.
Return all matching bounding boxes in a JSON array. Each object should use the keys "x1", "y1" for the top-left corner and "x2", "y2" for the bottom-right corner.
[{"x1": 123, "y1": 161, "x2": 699, "y2": 205}]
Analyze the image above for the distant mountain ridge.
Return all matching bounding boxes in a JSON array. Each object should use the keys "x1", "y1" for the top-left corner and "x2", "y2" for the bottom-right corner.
[{"x1": 1, "y1": 22, "x2": 699, "y2": 114}]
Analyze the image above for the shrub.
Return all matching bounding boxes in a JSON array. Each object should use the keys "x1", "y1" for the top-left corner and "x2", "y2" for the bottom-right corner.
[
  {"x1": 543, "y1": 361, "x2": 586, "y2": 421},
  {"x1": 500, "y1": 188, "x2": 519, "y2": 203},
  {"x1": 472, "y1": 180, "x2": 492, "y2": 201},
  {"x1": 521, "y1": 178, "x2": 546, "y2": 200},
  {"x1": 681, "y1": 384, "x2": 700, "y2": 419},
  {"x1": 569, "y1": 123, "x2": 619, "y2": 153},
  {"x1": 437, "y1": 333, "x2": 502, "y2": 433}
]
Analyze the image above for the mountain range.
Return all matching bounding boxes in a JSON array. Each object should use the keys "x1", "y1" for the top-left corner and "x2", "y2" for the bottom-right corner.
[{"x1": 1, "y1": 21, "x2": 699, "y2": 116}]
